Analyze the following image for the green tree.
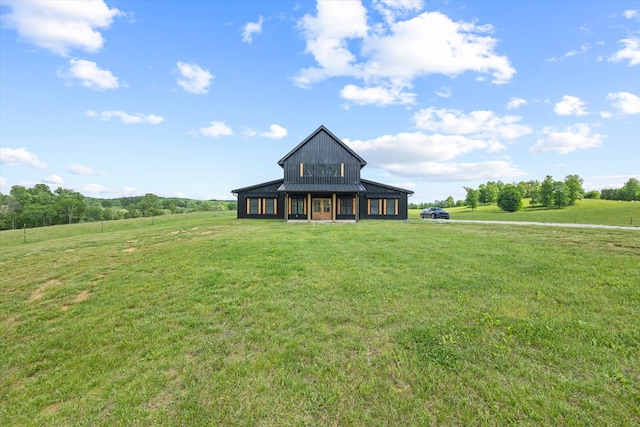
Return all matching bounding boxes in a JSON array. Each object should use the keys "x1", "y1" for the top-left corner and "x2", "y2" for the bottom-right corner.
[
  {"x1": 464, "y1": 187, "x2": 479, "y2": 210},
  {"x1": 584, "y1": 190, "x2": 600, "y2": 199},
  {"x1": 619, "y1": 178, "x2": 640, "y2": 201},
  {"x1": 552, "y1": 181, "x2": 570, "y2": 208},
  {"x1": 497, "y1": 185, "x2": 523, "y2": 212},
  {"x1": 55, "y1": 188, "x2": 85, "y2": 224},
  {"x1": 444, "y1": 196, "x2": 455, "y2": 208},
  {"x1": 138, "y1": 193, "x2": 162, "y2": 217},
  {"x1": 564, "y1": 175, "x2": 584, "y2": 206},
  {"x1": 539, "y1": 175, "x2": 555, "y2": 208}
]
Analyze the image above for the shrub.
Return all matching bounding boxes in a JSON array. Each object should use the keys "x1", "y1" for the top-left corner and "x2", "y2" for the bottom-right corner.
[{"x1": 497, "y1": 185, "x2": 523, "y2": 212}]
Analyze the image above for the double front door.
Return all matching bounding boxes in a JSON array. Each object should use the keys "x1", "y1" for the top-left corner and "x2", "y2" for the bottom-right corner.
[{"x1": 312, "y1": 198, "x2": 332, "y2": 220}]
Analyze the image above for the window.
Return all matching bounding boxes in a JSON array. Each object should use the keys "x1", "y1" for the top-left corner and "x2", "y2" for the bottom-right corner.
[
  {"x1": 249, "y1": 198, "x2": 259, "y2": 214},
  {"x1": 369, "y1": 199, "x2": 380, "y2": 215},
  {"x1": 303, "y1": 163, "x2": 314, "y2": 177},
  {"x1": 330, "y1": 163, "x2": 344, "y2": 177},
  {"x1": 291, "y1": 198, "x2": 305, "y2": 215},
  {"x1": 318, "y1": 164, "x2": 327, "y2": 177},
  {"x1": 339, "y1": 197, "x2": 353, "y2": 215},
  {"x1": 265, "y1": 198, "x2": 274, "y2": 215},
  {"x1": 247, "y1": 198, "x2": 277, "y2": 215},
  {"x1": 386, "y1": 199, "x2": 397, "y2": 215}
]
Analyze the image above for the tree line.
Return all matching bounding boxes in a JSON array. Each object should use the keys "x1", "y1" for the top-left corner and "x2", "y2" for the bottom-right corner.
[
  {"x1": 410, "y1": 176, "x2": 639, "y2": 213},
  {"x1": 0, "y1": 184, "x2": 237, "y2": 230}
]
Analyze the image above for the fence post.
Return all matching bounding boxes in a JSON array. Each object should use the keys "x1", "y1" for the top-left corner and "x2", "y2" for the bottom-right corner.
[{"x1": 23, "y1": 224, "x2": 26, "y2": 244}]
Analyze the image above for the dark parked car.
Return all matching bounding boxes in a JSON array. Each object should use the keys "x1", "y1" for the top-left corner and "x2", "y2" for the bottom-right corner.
[{"x1": 420, "y1": 207, "x2": 450, "y2": 219}]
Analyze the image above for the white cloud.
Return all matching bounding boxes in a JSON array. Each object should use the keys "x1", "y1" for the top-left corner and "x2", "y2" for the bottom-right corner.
[
  {"x1": 86, "y1": 110, "x2": 164, "y2": 124},
  {"x1": 67, "y1": 163, "x2": 95, "y2": 175},
  {"x1": 608, "y1": 91, "x2": 640, "y2": 114},
  {"x1": 565, "y1": 43, "x2": 591, "y2": 58},
  {"x1": 623, "y1": 10, "x2": 638, "y2": 19},
  {"x1": 73, "y1": 184, "x2": 109, "y2": 195},
  {"x1": 530, "y1": 124, "x2": 604, "y2": 154},
  {"x1": 260, "y1": 124, "x2": 288, "y2": 140},
  {"x1": 609, "y1": 38, "x2": 640, "y2": 66},
  {"x1": 340, "y1": 83, "x2": 416, "y2": 105},
  {"x1": 600, "y1": 111, "x2": 613, "y2": 118},
  {"x1": 554, "y1": 95, "x2": 588, "y2": 116},
  {"x1": 198, "y1": 121, "x2": 233, "y2": 138},
  {"x1": 0, "y1": 147, "x2": 47, "y2": 169},
  {"x1": 43, "y1": 174, "x2": 64, "y2": 185},
  {"x1": 435, "y1": 86, "x2": 452, "y2": 98},
  {"x1": 0, "y1": 177, "x2": 8, "y2": 192},
  {"x1": 0, "y1": 0, "x2": 122, "y2": 56},
  {"x1": 242, "y1": 16, "x2": 264, "y2": 43},
  {"x1": 295, "y1": 3, "x2": 514, "y2": 106},
  {"x1": 59, "y1": 59, "x2": 119, "y2": 91},
  {"x1": 379, "y1": 160, "x2": 524, "y2": 181},
  {"x1": 412, "y1": 107, "x2": 532, "y2": 140},
  {"x1": 176, "y1": 62, "x2": 214, "y2": 94},
  {"x1": 507, "y1": 97, "x2": 527, "y2": 109}
]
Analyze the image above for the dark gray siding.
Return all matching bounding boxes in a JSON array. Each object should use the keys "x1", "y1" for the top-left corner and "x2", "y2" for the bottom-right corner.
[
  {"x1": 359, "y1": 180, "x2": 411, "y2": 220},
  {"x1": 234, "y1": 180, "x2": 285, "y2": 219},
  {"x1": 281, "y1": 130, "x2": 362, "y2": 186}
]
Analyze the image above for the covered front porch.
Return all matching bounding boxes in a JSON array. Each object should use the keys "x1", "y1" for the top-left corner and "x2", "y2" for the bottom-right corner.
[{"x1": 283, "y1": 192, "x2": 359, "y2": 222}]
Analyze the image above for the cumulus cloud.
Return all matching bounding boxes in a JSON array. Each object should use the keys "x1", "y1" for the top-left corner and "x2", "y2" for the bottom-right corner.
[
  {"x1": 176, "y1": 62, "x2": 214, "y2": 94},
  {"x1": 59, "y1": 59, "x2": 119, "y2": 91},
  {"x1": 623, "y1": 10, "x2": 638, "y2": 19},
  {"x1": 67, "y1": 163, "x2": 95, "y2": 175},
  {"x1": 340, "y1": 84, "x2": 416, "y2": 105},
  {"x1": 344, "y1": 131, "x2": 523, "y2": 181},
  {"x1": 0, "y1": 0, "x2": 122, "y2": 56},
  {"x1": 435, "y1": 86, "x2": 452, "y2": 98},
  {"x1": 295, "y1": 2, "x2": 515, "y2": 106},
  {"x1": 507, "y1": 97, "x2": 527, "y2": 109},
  {"x1": 554, "y1": 95, "x2": 588, "y2": 116},
  {"x1": 86, "y1": 110, "x2": 164, "y2": 124},
  {"x1": 0, "y1": 147, "x2": 47, "y2": 169},
  {"x1": 530, "y1": 124, "x2": 604, "y2": 154},
  {"x1": 198, "y1": 121, "x2": 233, "y2": 138},
  {"x1": 609, "y1": 38, "x2": 640, "y2": 66},
  {"x1": 260, "y1": 124, "x2": 288, "y2": 139},
  {"x1": 242, "y1": 15, "x2": 264, "y2": 43},
  {"x1": 608, "y1": 91, "x2": 640, "y2": 114},
  {"x1": 73, "y1": 184, "x2": 109, "y2": 195},
  {"x1": 412, "y1": 107, "x2": 532, "y2": 140},
  {"x1": 43, "y1": 174, "x2": 64, "y2": 185}
]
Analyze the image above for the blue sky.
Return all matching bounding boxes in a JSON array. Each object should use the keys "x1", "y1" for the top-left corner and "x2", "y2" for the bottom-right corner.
[{"x1": 1, "y1": 0, "x2": 638, "y2": 202}]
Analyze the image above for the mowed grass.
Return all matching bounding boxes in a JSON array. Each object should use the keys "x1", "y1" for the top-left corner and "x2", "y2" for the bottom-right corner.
[
  {"x1": 1, "y1": 212, "x2": 639, "y2": 425},
  {"x1": 417, "y1": 198, "x2": 640, "y2": 227}
]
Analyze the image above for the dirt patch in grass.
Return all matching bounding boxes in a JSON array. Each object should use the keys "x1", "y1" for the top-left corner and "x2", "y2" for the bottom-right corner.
[
  {"x1": 75, "y1": 290, "x2": 90, "y2": 303},
  {"x1": 29, "y1": 279, "x2": 61, "y2": 302},
  {"x1": 3, "y1": 313, "x2": 19, "y2": 329},
  {"x1": 122, "y1": 247, "x2": 136, "y2": 253}
]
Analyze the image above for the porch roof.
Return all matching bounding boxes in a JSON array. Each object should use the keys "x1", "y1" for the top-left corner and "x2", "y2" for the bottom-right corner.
[{"x1": 277, "y1": 183, "x2": 366, "y2": 193}]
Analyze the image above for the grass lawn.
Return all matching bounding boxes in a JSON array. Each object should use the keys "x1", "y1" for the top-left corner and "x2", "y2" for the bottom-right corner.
[
  {"x1": 417, "y1": 198, "x2": 640, "y2": 227},
  {"x1": 1, "y1": 211, "x2": 639, "y2": 425}
]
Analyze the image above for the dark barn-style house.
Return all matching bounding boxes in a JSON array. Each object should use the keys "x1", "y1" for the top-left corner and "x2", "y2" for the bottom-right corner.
[{"x1": 232, "y1": 125, "x2": 413, "y2": 221}]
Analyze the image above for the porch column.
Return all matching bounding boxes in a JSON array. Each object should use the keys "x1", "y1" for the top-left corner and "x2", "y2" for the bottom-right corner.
[
  {"x1": 284, "y1": 193, "x2": 288, "y2": 222},
  {"x1": 307, "y1": 193, "x2": 311, "y2": 222},
  {"x1": 332, "y1": 193, "x2": 336, "y2": 221}
]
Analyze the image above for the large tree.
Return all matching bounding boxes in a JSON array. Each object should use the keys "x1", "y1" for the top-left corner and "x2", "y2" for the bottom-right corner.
[
  {"x1": 564, "y1": 175, "x2": 584, "y2": 206},
  {"x1": 497, "y1": 185, "x2": 523, "y2": 212},
  {"x1": 464, "y1": 187, "x2": 479, "y2": 210},
  {"x1": 55, "y1": 188, "x2": 85, "y2": 224},
  {"x1": 539, "y1": 175, "x2": 555, "y2": 208}
]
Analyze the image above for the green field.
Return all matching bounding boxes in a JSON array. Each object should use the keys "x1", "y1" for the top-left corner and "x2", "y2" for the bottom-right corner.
[
  {"x1": 1, "y1": 211, "x2": 639, "y2": 425},
  {"x1": 422, "y1": 198, "x2": 640, "y2": 227}
]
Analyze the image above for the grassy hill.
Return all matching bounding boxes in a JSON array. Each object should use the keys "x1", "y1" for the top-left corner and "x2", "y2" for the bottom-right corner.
[
  {"x1": 411, "y1": 199, "x2": 640, "y2": 227},
  {"x1": 1, "y1": 211, "x2": 639, "y2": 425}
]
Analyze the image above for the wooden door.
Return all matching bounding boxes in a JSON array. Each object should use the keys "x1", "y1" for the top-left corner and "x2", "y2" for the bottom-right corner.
[{"x1": 312, "y1": 198, "x2": 332, "y2": 220}]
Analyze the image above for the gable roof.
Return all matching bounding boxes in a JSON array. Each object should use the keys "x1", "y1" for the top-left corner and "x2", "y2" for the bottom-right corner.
[
  {"x1": 361, "y1": 178, "x2": 414, "y2": 195},
  {"x1": 231, "y1": 178, "x2": 284, "y2": 195},
  {"x1": 277, "y1": 125, "x2": 367, "y2": 168}
]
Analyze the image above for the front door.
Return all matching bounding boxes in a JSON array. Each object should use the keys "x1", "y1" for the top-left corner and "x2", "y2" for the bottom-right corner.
[{"x1": 312, "y1": 198, "x2": 332, "y2": 220}]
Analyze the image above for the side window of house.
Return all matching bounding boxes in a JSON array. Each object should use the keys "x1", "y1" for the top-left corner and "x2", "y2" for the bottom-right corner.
[
  {"x1": 339, "y1": 197, "x2": 353, "y2": 215},
  {"x1": 370, "y1": 199, "x2": 379, "y2": 215},
  {"x1": 386, "y1": 199, "x2": 397, "y2": 215},
  {"x1": 291, "y1": 198, "x2": 305, "y2": 214},
  {"x1": 249, "y1": 198, "x2": 259, "y2": 214}
]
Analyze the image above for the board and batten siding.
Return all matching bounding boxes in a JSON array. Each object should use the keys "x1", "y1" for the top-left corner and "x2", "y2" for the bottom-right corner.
[
  {"x1": 281, "y1": 131, "x2": 362, "y2": 185},
  {"x1": 234, "y1": 180, "x2": 285, "y2": 219},
  {"x1": 359, "y1": 180, "x2": 411, "y2": 220}
]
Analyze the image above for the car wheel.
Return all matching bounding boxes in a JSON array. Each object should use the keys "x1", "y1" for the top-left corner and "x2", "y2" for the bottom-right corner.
[{"x1": 431, "y1": 213, "x2": 436, "y2": 219}]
